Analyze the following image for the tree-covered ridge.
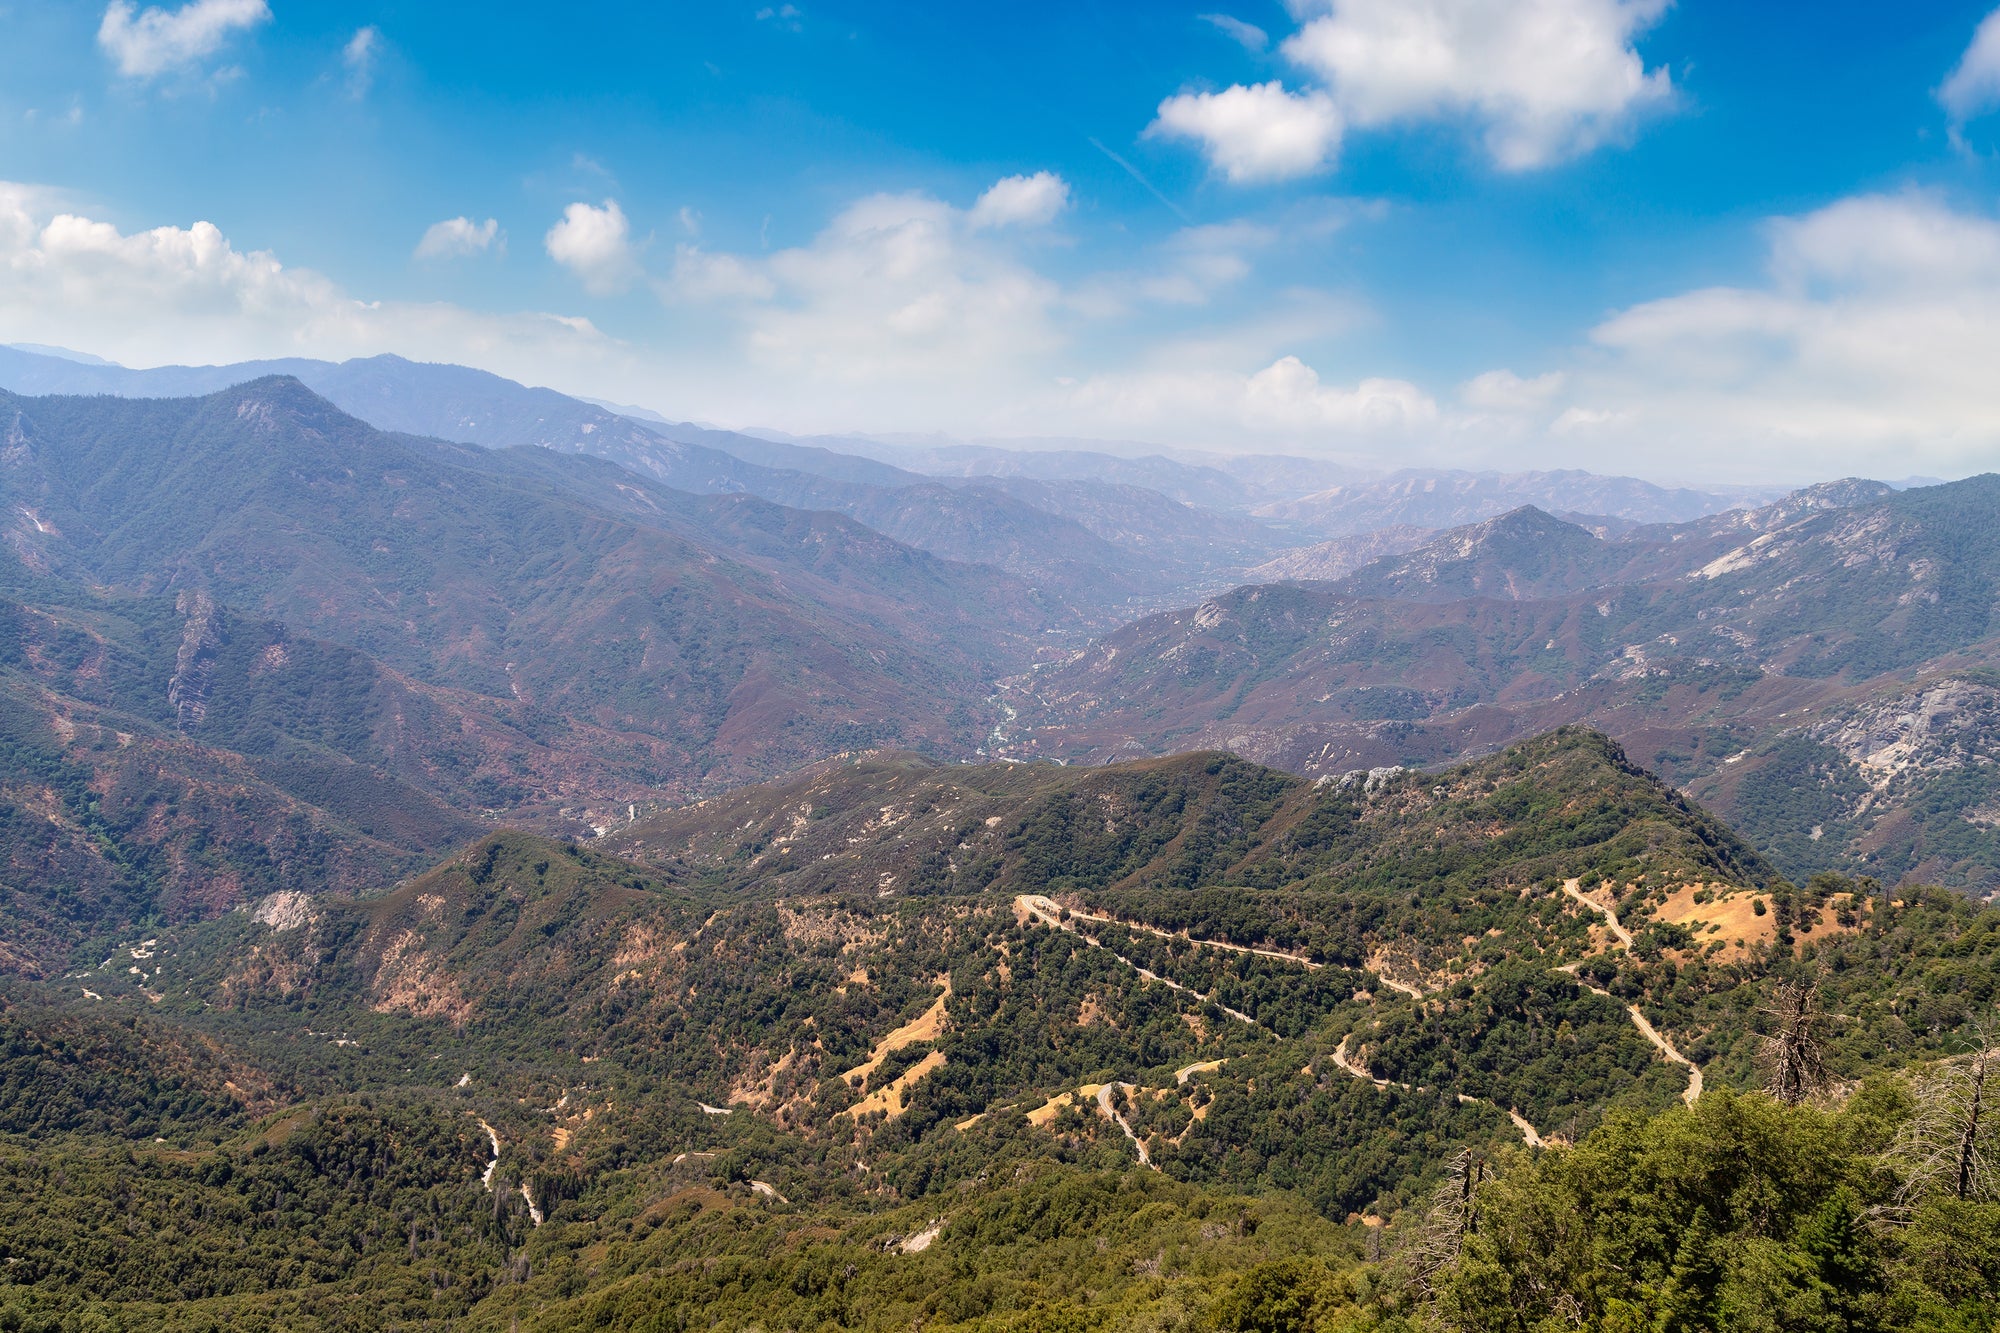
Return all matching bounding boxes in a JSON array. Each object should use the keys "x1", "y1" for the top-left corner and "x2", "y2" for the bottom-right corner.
[
  {"x1": 0, "y1": 729, "x2": 1995, "y2": 1327},
  {"x1": 1427, "y1": 1086, "x2": 1999, "y2": 1333},
  {"x1": 613, "y1": 729, "x2": 1767, "y2": 919}
]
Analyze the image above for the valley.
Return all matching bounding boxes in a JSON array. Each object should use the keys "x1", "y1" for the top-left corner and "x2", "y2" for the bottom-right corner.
[
  {"x1": 0, "y1": 358, "x2": 1994, "y2": 1330},
  {"x1": 12, "y1": 5, "x2": 2000, "y2": 1327}
]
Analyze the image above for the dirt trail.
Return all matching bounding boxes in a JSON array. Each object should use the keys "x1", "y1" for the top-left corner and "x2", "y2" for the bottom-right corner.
[
  {"x1": 1571, "y1": 978, "x2": 1704, "y2": 1105},
  {"x1": 475, "y1": 1119, "x2": 501, "y2": 1190},
  {"x1": 1558, "y1": 880, "x2": 1704, "y2": 1106},
  {"x1": 1330, "y1": 1036, "x2": 1545, "y2": 1148},
  {"x1": 1016, "y1": 895, "x2": 1272, "y2": 1034},
  {"x1": 1562, "y1": 878, "x2": 1635, "y2": 949},
  {"x1": 1017, "y1": 894, "x2": 1319, "y2": 968},
  {"x1": 1094, "y1": 1083, "x2": 1157, "y2": 1170},
  {"x1": 1331, "y1": 1033, "x2": 1403, "y2": 1090},
  {"x1": 1496, "y1": 1104, "x2": 1544, "y2": 1148}
]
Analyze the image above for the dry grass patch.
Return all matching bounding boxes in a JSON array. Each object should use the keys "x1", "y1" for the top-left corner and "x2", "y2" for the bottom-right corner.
[
  {"x1": 839, "y1": 1050, "x2": 946, "y2": 1122},
  {"x1": 839, "y1": 978, "x2": 951, "y2": 1086},
  {"x1": 1649, "y1": 883, "x2": 1778, "y2": 962}
]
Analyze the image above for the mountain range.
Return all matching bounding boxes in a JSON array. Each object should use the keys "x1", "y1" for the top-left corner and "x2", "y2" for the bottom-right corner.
[
  {"x1": 0, "y1": 377, "x2": 1075, "y2": 964},
  {"x1": 0, "y1": 345, "x2": 1771, "y2": 621},
  {"x1": 1004, "y1": 478, "x2": 2000, "y2": 893},
  {"x1": 0, "y1": 344, "x2": 1994, "y2": 1330}
]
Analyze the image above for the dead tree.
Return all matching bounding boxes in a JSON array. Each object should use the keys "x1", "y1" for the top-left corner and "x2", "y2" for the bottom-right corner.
[
  {"x1": 1891, "y1": 1020, "x2": 1994, "y2": 1207},
  {"x1": 1402, "y1": 1149, "x2": 1484, "y2": 1303},
  {"x1": 1761, "y1": 977, "x2": 1830, "y2": 1106}
]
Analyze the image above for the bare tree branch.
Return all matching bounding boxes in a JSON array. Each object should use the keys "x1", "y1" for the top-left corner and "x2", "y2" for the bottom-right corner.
[
  {"x1": 1889, "y1": 1015, "x2": 1996, "y2": 1207},
  {"x1": 1760, "y1": 977, "x2": 1831, "y2": 1106}
]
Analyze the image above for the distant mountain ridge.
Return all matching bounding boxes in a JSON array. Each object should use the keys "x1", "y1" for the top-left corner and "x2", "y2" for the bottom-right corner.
[
  {"x1": 0, "y1": 376, "x2": 1072, "y2": 959},
  {"x1": 1006, "y1": 475, "x2": 2000, "y2": 893},
  {"x1": 1335, "y1": 505, "x2": 1628, "y2": 602},
  {"x1": 0, "y1": 346, "x2": 1299, "y2": 617},
  {"x1": 0, "y1": 346, "x2": 1777, "y2": 618},
  {"x1": 1252, "y1": 467, "x2": 1753, "y2": 535}
]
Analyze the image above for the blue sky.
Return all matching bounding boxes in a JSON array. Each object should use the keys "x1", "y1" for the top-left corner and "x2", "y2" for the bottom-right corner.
[{"x1": 4, "y1": 1, "x2": 2000, "y2": 482}]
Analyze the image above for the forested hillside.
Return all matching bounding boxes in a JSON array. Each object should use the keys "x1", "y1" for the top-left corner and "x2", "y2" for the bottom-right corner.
[{"x1": 0, "y1": 730, "x2": 1990, "y2": 1329}]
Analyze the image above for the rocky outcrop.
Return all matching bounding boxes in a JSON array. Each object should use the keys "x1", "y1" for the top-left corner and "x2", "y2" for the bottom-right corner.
[
  {"x1": 168, "y1": 589, "x2": 220, "y2": 728},
  {"x1": 1812, "y1": 677, "x2": 2000, "y2": 790}
]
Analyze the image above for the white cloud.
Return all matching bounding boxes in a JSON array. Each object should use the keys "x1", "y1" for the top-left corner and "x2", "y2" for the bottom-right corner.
[
  {"x1": 1459, "y1": 368, "x2": 1564, "y2": 411},
  {"x1": 1941, "y1": 8, "x2": 2000, "y2": 124},
  {"x1": 1063, "y1": 356, "x2": 1436, "y2": 444},
  {"x1": 968, "y1": 172, "x2": 1070, "y2": 229},
  {"x1": 667, "y1": 245, "x2": 776, "y2": 302},
  {"x1": 1200, "y1": 13, "x2": 1269, "y2": 52},
  {"x1": 1148, "y1": 82, "x2": 1343, "y2": 183},
  {"x1": 1571, "y1": 192, "x2": 2000, "y2": 477},
  {"x1": 1070, "y1": 220, "x2": 1278, "y2": 315},
  {"x1": 414, "y1": 216, "x2": 501, "y2": 261},
  {"x1": 0, "y1": 181, "x2": 613, "y2": 387},
  {"x1": 343, "y1": 26, "x2": 381, "y2": 98},
  {"x1": 545, "y1": 200, "x2": 639, "y2": 295},
  {"x1": 1282, "y1": 0, "x2": 1672, "y2": 169},
  {"x1": 741, "y1": 192, "x2": 1063, "y2": 384},
  {"x1": 97, "y1": 0, "x2": 270, "y2": 79},
  {"x1": 29, "y1": 175, "x2": 2000, "y2": 481}
]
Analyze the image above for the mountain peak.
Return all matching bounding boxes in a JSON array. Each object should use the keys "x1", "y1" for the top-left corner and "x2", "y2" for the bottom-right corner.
[{"x1": 1339, "y1": 503, "x2": 1614, "y2": 602}]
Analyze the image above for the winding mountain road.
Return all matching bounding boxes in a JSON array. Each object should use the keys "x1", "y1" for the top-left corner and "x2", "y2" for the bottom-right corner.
[
  {"x1": 1561, "y1": 879, "x2": 1634, "y2": 949},
  {"x1": 1020, "y1": 896, "x2": 1322, "y2": 970},
  {"x1": 1094, "y1": 1083, "x2": 1156, "y2": 1169},
  {"x1": 1330, "y1": 1035, "x2": 1545, "y2": 1147},
  {"x1": 1559, "y1": 879, "x2": 1703, "y2": 1105},
  {"x1": 1016, "y1": 895, "x2": 1274, "y2": 1033}
]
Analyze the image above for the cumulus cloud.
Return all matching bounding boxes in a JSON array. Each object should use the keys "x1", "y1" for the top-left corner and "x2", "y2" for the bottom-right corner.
[
  {"x1": 1940, "y1": 8, "x2": 2000, "y2": 125},
  {"x1": 1148, "y1": 82, "x2": 1343, "y2": 183},
  {"x1": 1157, "y1": 0, "x2": 1671, "y2": 180},
  {"x1": 1572, "y1": 192, "x2": 2000, "y2": 477},
  {"x1": 0, "y1": 181, "x2": 612, "y2": 385},
  {"x1": 97, "y1": 0, "x2": 270, "y2": 79},
  {"x1": 545, "y1": 200, "x2": 639, "y2": 295},
  {"x1": 968, "y1": 172, "x2": 1070, "y2": 229},
  {"x1": 658, "y1": 173, "x2": 1084, "y2": 379},
  {"x1": 414, "y1": 216, "x2": 501, "y2": 261},
  {"x1": 343, "y1": 26, "x2": 381, "y2": 98},
  {"x1": 1282, "y1": 0, "x2": 1673, "y2": 169}
]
